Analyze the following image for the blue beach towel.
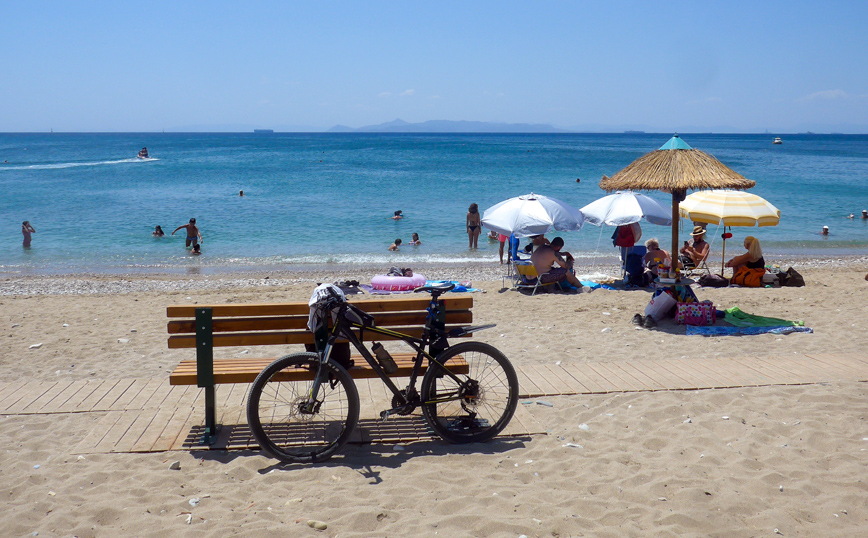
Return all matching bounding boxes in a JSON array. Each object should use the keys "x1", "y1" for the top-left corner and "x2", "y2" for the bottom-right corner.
[{"x1": 686, "y1": 325, "x2": 813, "y2": 336}]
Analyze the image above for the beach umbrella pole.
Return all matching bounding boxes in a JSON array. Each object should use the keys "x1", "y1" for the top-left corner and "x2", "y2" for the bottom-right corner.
[{"x1": 721, "y1": 237, "x2": 727, "y2": 275}]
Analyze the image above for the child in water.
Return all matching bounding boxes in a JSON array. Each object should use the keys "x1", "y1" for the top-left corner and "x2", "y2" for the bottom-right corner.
[
  {"x1": 388, "y1": 238, "x2": 402, "y2": 251},
  {"x1": 191, "y1": 244, "x2": 201, "y2": 255},
  {"x1": 153, "y1": 225, "x2": 165, "y2": 237}
]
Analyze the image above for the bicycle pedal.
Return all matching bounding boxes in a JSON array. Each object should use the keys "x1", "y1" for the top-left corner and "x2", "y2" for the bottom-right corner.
[{"x1": 379, "y1": 410, "x2": 391, "y2": 422}]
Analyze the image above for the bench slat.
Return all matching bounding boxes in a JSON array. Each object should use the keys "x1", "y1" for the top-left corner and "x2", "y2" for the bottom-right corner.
[
  {"x1": 167, "y1": 325, "x2": 472, "y2": 349},
  {"x1": 166, "y1": 310, "x2": 472, "y2": 335},
  {"x1": 166, "y1": 296, "x2": 473, "y2": 318},
  {"x1": 169, "y1": 354, "x2": 468, "y2": 385}
]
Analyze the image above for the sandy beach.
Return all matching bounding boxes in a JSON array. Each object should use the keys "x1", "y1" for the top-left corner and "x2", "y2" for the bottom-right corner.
[{"x1": 2, "y1": 257, "x2": 868, "y2": 537}]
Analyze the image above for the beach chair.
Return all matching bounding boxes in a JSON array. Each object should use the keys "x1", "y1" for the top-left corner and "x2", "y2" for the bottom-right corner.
[
  {"x1": 621, "y1": 245, "x2": 647, "y2": 280},
  {"x1": 503, "y1": 234, "x2": 529, "y2": 287},
  {"x1": 512, "y1": 261, "x2": 560, "y2": 295}
]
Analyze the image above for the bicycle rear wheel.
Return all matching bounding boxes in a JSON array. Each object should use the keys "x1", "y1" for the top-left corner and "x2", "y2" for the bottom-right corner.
[
  {"x1": 420, "y1": 341, "x2": 519, "y2": 444},
  {"x1": 247, "y1": 353, "x2": 360, "y2": 464}
]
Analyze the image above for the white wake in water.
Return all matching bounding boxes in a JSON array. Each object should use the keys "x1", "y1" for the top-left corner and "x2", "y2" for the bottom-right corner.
[{"x1": 1, "y1": 157, "x2": 158, "y2": 170}]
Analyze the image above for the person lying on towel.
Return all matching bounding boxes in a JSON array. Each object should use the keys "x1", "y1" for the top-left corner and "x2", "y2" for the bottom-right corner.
[{"x1": 725, "y1": 236, "x2": 765, "y2": 287}]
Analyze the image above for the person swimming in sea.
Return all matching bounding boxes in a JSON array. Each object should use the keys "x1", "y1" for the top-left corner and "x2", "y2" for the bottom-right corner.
[
  {"x1": 388, "y1": 238, "x2": 402, "y2": 251},
  {"x1": 409, "y1": 232, "x2": 421, "y2": 245},
  {"x1": 392, "y1": 210, "x2": 403, "y2": 220},
  {"x1": 152, "y1": 225, "x2": 165, "y2": 237}
]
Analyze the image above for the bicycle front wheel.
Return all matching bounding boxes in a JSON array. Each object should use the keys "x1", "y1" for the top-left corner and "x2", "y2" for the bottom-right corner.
[
  {"x1": 420, "y1": 341, "x2": 519, "y2": 444},
  {"x1": 247, "y1": 353, "x2": 360, "y2": 464}
]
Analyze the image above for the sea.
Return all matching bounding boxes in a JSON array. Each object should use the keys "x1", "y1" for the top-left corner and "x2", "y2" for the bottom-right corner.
[{"x1": 1, "y1": 132, "x2": 867, "y2": 276}]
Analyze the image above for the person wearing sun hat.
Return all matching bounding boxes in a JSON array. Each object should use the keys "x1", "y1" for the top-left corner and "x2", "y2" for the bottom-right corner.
[{"x1": 679, "y1": 225, "x2": 710, "y2": 268}]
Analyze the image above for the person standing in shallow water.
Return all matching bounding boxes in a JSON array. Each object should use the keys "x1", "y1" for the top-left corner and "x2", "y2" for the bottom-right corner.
[
  {"x1": 172, "y1": 218, "x2": 202, "y2": 248},
  {"x1": 466, "y1": 203, "x2": 481, "y2": 248},
  {"x1": 22, "y1": 221, "x2": 35, "y2": 248}
]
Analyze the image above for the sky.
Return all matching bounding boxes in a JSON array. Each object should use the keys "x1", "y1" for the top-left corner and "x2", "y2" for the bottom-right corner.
[{"x1": 2, "y1": 1, "x2": 867, "y2": 133}]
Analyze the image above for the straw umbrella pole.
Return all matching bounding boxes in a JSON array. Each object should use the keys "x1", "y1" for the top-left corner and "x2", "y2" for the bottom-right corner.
[{"x1": 599, "y1": 135, "x2": 755, "y2": 271}]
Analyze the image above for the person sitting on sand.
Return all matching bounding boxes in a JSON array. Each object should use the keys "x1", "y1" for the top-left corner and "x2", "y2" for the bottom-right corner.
[
  {"x1": 408, "y1": 233, "x2": 421, "y2": 245},
  {"x1": 530, "y1": 236, "x2": 584, "y2": 291},
  {"x1": 22, "y1": 221, "x2": 36, "y2": 248},
  {"x1": 172, "y1": 218, "x2": 202, "y2": 248},
  {"x1": 726, "y1": 236, "x2": 766, "y2": 287},
  {"x1": 152, "y1": 225, "x2": 165, "y2": 237},
  {"x1": 643, "y1": 238, "x2": 672, "y2": 279},
  {"x1": 388, "y1": 238, "x2": 402, "y2": 251},
  {"x1": 679, "y1": 226, "x2": 709, "y2": 268}
]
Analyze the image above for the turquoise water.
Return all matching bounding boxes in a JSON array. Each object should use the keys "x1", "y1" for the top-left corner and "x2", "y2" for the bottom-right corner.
[{"x1": 1, "y1": 132, "x2": 867, "y2": 275}]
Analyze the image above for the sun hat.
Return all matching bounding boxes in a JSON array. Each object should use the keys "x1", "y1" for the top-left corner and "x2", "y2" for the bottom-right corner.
[{"x1": 691, "y1": 226, "x2": 705, "y2": 236}]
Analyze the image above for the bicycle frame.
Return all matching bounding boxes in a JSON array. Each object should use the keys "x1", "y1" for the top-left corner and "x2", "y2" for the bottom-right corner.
[{"x1": 308, "y1": 293, "x2": 470, "y2": 415}]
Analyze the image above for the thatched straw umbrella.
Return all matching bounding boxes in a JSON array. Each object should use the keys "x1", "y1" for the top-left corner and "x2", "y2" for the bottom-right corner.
[{"x1": 599, "y1": 135, "x2": 755, "y2": 274}]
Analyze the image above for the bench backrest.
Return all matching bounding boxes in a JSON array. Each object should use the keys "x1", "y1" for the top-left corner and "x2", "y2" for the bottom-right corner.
[{"x1": 166, "y1": 296, "x2": 473, "y2": 349}]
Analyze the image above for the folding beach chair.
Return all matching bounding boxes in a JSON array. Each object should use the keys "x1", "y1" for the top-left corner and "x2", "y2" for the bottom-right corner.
[
  {"x1": 512, "y1": 261, "x2": 561, "y2": 295},
  {"x1": 503, "y1": 234, "x2": 530, "y2": 287}
]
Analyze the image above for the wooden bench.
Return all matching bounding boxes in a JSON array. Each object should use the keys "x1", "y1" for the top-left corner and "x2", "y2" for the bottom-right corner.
[{"x1": 167, "y1": 295, "x2": 474, "y2": 444}]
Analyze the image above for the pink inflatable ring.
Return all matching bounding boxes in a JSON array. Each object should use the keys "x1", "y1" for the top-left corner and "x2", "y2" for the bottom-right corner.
[{"x1": 371, "y1": 273, "x2": 427, "y2": 291}]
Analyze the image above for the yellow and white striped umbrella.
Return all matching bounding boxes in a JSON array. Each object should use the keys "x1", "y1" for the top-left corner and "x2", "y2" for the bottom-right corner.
[{"x1": 679, "y1": 190, "x2": 780, "y2": 227}]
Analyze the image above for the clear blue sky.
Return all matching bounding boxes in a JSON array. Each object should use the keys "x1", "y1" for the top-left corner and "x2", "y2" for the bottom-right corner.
[{"x1": 3, "y1": 1, "x2": 866, "y2": 132}]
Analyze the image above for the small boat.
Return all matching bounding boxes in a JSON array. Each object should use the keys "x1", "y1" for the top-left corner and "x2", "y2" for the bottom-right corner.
[
  {"x1": 772, "y1": 137, "x2": 782, "y2": 145},
  {"x1": 137, "y1": 147, "x2": 149, "y2": 159}
]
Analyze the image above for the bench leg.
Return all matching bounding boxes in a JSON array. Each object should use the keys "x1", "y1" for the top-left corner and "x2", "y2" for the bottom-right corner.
[{"x1": 200, "y1": 385, "x2": 220, "y2": 445}]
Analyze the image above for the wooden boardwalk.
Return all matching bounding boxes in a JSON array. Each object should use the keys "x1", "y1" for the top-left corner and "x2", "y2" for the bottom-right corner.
[{"x1": 0, "y1": 353, "x2": 865, "y2": 455}]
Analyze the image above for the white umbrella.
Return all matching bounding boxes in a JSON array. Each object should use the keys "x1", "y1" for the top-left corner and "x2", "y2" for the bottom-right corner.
[
  {"x1": 580, "y1": 191, "x2": 672, "y2": 227},
  {"x1": 481, "y1": 193, "x2": 584, "y2": 238}
]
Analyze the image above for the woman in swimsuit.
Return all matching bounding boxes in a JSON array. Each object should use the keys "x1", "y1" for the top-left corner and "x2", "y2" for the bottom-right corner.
[
  {"x1": 466, "y1": 203, "x2": 481, "y2": 249},
  {"x1": 22, "y1": 221, "x2": 35, "y2": 248}
]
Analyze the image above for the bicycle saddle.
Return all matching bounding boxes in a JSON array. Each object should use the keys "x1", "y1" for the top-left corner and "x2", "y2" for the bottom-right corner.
[{"x1": 414, "y1": 282, "x2": 456, "y2": 294}]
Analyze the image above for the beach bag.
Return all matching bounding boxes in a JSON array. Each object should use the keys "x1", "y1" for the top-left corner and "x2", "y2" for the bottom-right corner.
[
  {"x1": 698, "y1": 273, "x2": 729, "y2": 288},
  {"x1": 676, "y1": 300, "x2": 716, "y2": 326},
  {"x1": 645, "y1": 289, "x2": 676, "y2": 320},
  {"x1": 624, "y1": 253, "x2": 646, "y2": 287},
  {"x1": 613, "y1": 225, "x2": 635, "y2": 248},
  {"x1": 731, "y1": 266, "x2": 765, "y2": 287},
  {"x1": 782, "y1": 267, "x2": 805, "y2": 287}
]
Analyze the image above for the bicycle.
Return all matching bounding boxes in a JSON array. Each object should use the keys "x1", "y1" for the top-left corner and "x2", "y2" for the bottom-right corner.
[{"x1": 246, "y1": 282, "x2": 519, "y2": 463}]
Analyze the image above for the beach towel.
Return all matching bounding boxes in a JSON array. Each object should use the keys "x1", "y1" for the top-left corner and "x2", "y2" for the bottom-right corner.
[
  {"x1": 425, "y1": 280, "x2": 480, "y2": 293},
  {"x1": 723, "y1": 306, "x2": 804, "y2": 327},
  {"x1": 686, "y1": 325, "x2": 813, "y2": 336}
]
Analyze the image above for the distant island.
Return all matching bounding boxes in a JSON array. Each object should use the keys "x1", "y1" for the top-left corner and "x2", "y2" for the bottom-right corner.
[
  {"x1": 327, "y1": 119, "x2": 570, "y2": 134},
  {"x1": 253, "y1": 129, "x2": 274, "y2": 133}
]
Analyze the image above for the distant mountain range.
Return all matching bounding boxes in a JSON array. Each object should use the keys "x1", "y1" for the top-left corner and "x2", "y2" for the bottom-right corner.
[{"x1": 327, "y1": 119, "x2": 570, "y2": 133}]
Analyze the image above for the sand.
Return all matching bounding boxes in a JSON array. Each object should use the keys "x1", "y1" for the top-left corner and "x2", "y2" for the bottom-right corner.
[{"x1": 1, "y1": 259, "x2": 867, "y2": 537}]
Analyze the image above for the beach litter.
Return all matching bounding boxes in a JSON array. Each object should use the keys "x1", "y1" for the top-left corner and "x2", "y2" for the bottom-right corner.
[
  {"x1": 307, "y1": 520, "x2": 328, "y2": 531},
  {"x1": 536, "y1": 401, "x2": 554, "y2": 407},
  {"x1": 29, "y1": 343, "x2": 43, "y2": 349},
  {"x1": 562, "y1": 443, "x2": 583, "y2": 448},
  {"x1": 189, "y1": 498, "x2": 200, "y2": 507},
  {"x1": 169, "y1": 460, "x2": 181, "y2": 470},
  {"x1": 578, "y1": 424, "x2": 590, "y2": 431}
]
